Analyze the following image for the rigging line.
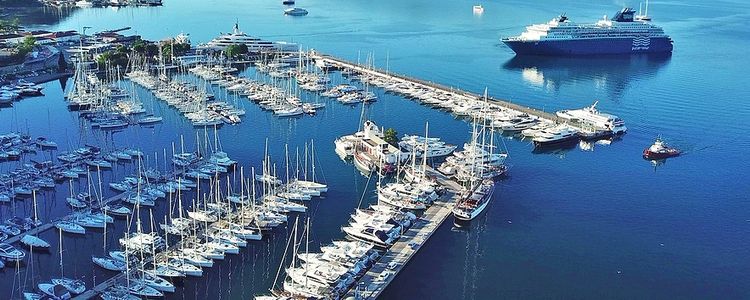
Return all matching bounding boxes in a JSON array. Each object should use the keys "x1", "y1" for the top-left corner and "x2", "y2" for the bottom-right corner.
[{"x1": 357, "y1": 169, "x2": 374, "y2": 209}]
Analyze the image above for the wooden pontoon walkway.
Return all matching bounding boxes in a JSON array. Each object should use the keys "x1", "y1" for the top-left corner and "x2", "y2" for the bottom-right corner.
[{"x1": 344, "y1": 168, "x2": 464, "y2": 299}]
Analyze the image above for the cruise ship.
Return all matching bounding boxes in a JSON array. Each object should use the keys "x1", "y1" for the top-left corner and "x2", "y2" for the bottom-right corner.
[
  {"x1": 199, "y1": 23, "x2": 299, "y2": 53},
  {"x1": 502, "y1": 8, "x2": 673, "y2": 55}
]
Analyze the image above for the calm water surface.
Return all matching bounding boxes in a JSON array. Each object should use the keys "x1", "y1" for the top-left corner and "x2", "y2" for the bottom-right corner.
[{"x1": 1, "y1": 0, "x2": 749, "y2": 299}]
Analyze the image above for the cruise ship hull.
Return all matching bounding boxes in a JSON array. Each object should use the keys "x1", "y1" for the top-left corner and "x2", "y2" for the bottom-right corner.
[{"x1": 503, "y1": 37, "x2": 673, "y2": 56}]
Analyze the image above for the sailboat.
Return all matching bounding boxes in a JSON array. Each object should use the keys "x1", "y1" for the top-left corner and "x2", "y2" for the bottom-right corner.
[
  {"x1": 290, "y1": 140, "x2": 328, "y2": 193},
  {"x1": 452, "y1": 97, "x2": 498, "y2": 221},
  {"x1": 55, "y1": 220, "x2": 85, "y2": 235},
  {"x1": 21, "y1": 191, "x2": 51, "y2": 249},
  {"x1": 21, "y1": 235, "x2": 50, "y2": 249},
  {"x1": 99, "y1": 285, "x2": 140, "y2": 300},
  {"x1": 52, "y1": 228, "x2": 87, "y2": 295},
  {"x1": 92, "y1": 255, "x2": 127, "y2": 271}
]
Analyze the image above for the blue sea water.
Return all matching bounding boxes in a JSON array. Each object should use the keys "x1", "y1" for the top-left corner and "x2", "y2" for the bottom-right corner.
[{"x1": 1, "y1": 0, "x2": 749, "y2": 299}]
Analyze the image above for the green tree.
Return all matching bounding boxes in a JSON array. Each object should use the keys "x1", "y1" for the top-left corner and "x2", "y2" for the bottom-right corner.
[
  {"x1": 384, "y1": 128, "x2": 398, "y2": 147},
  {"x1": 172, "y1": 42, "x2": 191, "y2": 56},
  {"x1": 132, "y1": 39, "x2": 146, "y2": 53},
  {"x1": 144, "y1": 44, "x2": 159, "y2": 57},
  {"x1": 224, "y1": 44, "x2": 248, "y2": 59},
  {"x1": 96, "y1": 50, "x2": 129, "y2": 69},
  {"x1": 15, "y1": 36, "x2": 36, "y2": 58}
]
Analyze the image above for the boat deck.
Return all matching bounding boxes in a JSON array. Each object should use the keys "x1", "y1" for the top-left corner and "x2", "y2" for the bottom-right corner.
[{"x1": 344, "y1": 167, "x2": 463, "y2": 299}]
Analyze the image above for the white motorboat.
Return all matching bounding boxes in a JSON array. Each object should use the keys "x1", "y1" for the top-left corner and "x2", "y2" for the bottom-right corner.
[
  {"x1": 341, "y1": 226, "x2": 396, "y2": 249},
  {"x1": 0, "y1": 243, "x2": 25, "y2": 261},
  {"x1": 75, "y1": 0, "x2": 94, "y2": 7},
  {"x1": 532, "y1": 126, "x2": 580, "y2": 147},
  {"x1": 138, "y1": 115, "x2": 163, "y2": 125},
  {"x1": 556, "y1": 101, "x2": 627, "y2": 134}
]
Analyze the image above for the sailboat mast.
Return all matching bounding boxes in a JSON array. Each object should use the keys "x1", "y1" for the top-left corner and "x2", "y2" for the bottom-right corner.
[
  {"x1": 59, "y1": 227, "x2": 64, "y2": 277},
  {"x1": 311, "y1": 140, "x2": 316, "y2": 183}
]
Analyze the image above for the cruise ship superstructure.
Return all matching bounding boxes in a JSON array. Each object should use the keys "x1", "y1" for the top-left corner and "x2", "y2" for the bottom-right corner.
[{"x1": 502, "y1": 8, "x2": 673, "y2": 55}]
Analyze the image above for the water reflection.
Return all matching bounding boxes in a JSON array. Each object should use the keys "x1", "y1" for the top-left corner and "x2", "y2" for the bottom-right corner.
[
  {"x1": 4, "y1": 4, "x2": 77, "y2": 27},
  {"x1": 502, "y1": 54, "x2": 671, "y2": 100}
]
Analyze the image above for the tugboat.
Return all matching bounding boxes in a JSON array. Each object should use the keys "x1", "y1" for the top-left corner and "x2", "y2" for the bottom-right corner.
[{"x1": 643, "y1": 138, "x2": 680, "y2": 159}]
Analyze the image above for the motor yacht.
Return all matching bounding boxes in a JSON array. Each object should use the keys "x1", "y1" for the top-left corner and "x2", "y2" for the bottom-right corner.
[
  {"x1": 556, "y1": 101, "x2": 627, "y2": 134},
  {"x1": 532, "y1": 126, "x2": 580, "y2": 147},
  {"x1": 200, "y1": 22, "x2": 298, "y2": 53}
]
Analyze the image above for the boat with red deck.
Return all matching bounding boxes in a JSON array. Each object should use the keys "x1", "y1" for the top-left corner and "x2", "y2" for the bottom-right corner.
[{"x1": 643, "y1": 138, "x2": 680, "y2": 159}]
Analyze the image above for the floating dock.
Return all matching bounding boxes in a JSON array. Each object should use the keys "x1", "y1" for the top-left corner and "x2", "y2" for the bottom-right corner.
[{"x1": 344, "y1": 168, "x2": 464, "y2": 299}]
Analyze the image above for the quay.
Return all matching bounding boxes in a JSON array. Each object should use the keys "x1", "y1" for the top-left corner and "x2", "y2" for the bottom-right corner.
[
  {"x1": 345, "y1": 168, "x2": 464, "y2": 299},
  {"x1": 315, "y1": 53, "x2": 618, "y2": 139},
  {"x1": 316, "y1": 53, "x2": 623, "y2": 139},
  {"x1": 315, "y1": 53, "x2": 564, "y2": 123}
]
